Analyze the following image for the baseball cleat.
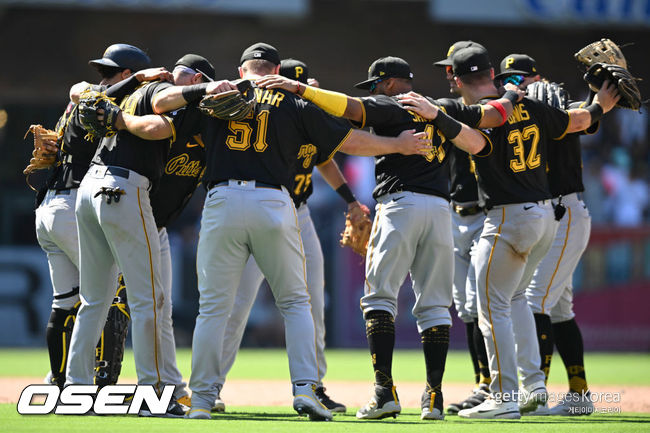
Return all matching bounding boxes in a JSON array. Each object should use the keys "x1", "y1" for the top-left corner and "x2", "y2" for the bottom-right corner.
[
  {"x1": 314, "y1": 385, "x2": 346, "y2": 413},
  {"x1": 139, "y1": 398, "x2": 186, "y2": 418},
  {"x1": 519, "y1": 381, "x2": 548, "y2": 414},
  {"x1": 356, "y1": 385, "x2": 401, "y2": 420},
  {"x1": 211, "y1": 393, "x2": 226, "y2": 413},
  {"x1": 185, "y1": 407, "x2": 212, "y2": 419},
  {"x1": 292, "y1": 383, "x2": 333, "y2": 421},
  {"x1": 176, "y1": 395, "x2": 191, "y2": 410},
  {"x1": 446, "y1": 383, "x2": 490, "y2": 414},
  {"x1": 549, "y1": 391, "x2": 594, "y2": 416},
  {"x1": 458, "y1": 397, "x2": 521, "y2": 419},
  {"x1": 522, "y1": 402, "x2": 549, "y2": 416},
  {"x1": 420, "y1": 387, "x2": 444, "y2": 420}
]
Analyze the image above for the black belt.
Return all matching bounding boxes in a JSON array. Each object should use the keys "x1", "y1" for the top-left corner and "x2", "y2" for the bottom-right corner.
[
  {"x1": 208, "y1": 180, "x2": 281, "y2": 190},
  {"x1": 105, "y1": 166, "x2": 130, "y2": 179},
  {"x1": 453, "y1": 203, "x2": 483, "y2": 216}
]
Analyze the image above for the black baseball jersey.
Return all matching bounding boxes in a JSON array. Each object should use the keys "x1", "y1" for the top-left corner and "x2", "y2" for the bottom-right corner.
[
  {"x1": 437, "y1": 97, "x2": 485, "y2": 204},
  {"x1": 92, "y1": 81, "x2": 174, "y2": 190},
  {"x1": 358, "y1": 95, "x2": 483, "y2": 201},
  {"x1": 546, "y1": 100, "x2": 595, "y2": 197},
  {"x1": 150, "y1": 106, "x2": 206, "y2": 228},
  {"x1": 292, "y1": 145, "x2": 333, "y2": 207},
  {"x1": 48, "y1": 84, "x2": 105, "y2": 190},
  {"x1": 473, "y1": 97, "x2": 570, "y2": 208},
  {"x1": 201, "y1": 88, "x2": 352, "y2": 190}
]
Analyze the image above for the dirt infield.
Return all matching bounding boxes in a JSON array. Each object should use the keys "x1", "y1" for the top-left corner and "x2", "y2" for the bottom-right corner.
[{"x1": 2, "y1": 377, "x2": 649, "y2": 413}]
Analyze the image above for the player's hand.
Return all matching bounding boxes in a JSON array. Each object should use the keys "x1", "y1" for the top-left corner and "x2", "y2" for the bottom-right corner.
[
  {"x1": 395, "y1": 129, "x2": 432, "y2": 156},
  {"x1": 256, "y1": 75, "x2": 301, "y2": 94},
  {"x1": 307, "y1": 78, "x2": 320, "y2": 88},
  {"x1": 40, "y1": 139, "x2": 59, "y2": 155},
  {"x1": 503, "y1": 83, "x2": 526, "y2": 101},
  {"x1": 396, "y1": 92, "x2": 439, "y2": 120},
  {"x1": 135, "y1": 67, "x2": 173, "y2": 83},
  {"x1": 206, "y1": 80, "x2": 238, "y2": 95},
  {"x1": 348, "y1": 201, "x2": 371, "y2": 224},
  {"x1": 593, "y1": 80, "x2": 621, "y2": 113}
]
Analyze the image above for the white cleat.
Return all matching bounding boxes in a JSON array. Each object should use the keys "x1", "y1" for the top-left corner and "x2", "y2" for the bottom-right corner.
[
  {"x1": 519, "y1": 381, "x2": 548, "y2": 414},
  {"x1": 522, "y1": 402, "x2": 549, "y2": 416},
  {"x1": 356, "y1": 385, "x2": 401, "y2": 420},
  {"x1": 458, "y1": 397, "x2": 521, "y2": 419},
  {"x1": 185, "y1": 407, "x2": 212, "y2": 419},
  {"x1": 292, "y1": 383, "x2": 333, "y2": 421},
  {"x1": 549, "y1": 391, "x2": 595, "y2": 416}
]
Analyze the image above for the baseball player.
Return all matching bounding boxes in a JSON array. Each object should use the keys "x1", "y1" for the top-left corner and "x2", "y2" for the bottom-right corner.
[
  {"x1": 259, "y1": 55, "x2": 520, "y2": 421},
  {"x1": 34, "y1": 44, "x2": 151, "y2": 390},
  {"x1": 214, "y1": 58, "x2": 356, "y2": 414},
  {"x1": 495, "y1": 54, "x2": 597, "y2": 416},
  {"x1": 411, "y1": 46, "x2": 619, "y2": 419},
  {"x1": 433, "y1": 41, "x2": 492, "y2": 414},
  {"x1": 65, "y1": 47, "x2": 188, "y2": 417},
  {"x1": 150, "y1": 42, "x2": 430, "y2": 421}
]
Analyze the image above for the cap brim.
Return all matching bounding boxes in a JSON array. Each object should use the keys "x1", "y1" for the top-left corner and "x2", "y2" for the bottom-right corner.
[
  {"x1": 195, "y1": 68, "x2": 214, "y2": 82},
  {"x1": 494, "y1": 69, "x2": 531, "y2": 80},
  {"x1": 88, "y1": 58, "x2": 120, "y2": 68},
  {"x1": 353, "y1": 78, "x2": 375, "y2": 90},
  {"x1": 433, "y1": 59, "x2": 452, "y2": 67}
]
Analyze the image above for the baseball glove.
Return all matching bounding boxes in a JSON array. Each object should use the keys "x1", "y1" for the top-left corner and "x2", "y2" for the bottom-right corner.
[
  {"x1": 23, "y1": 124, "x2": 59, "y2": 189},
  {"x1": 199, "y1": 80, "x2": 256, "y2": 121},
  {"x1": 583, "y1": 63, "x2": 642, "y2": 111},
  {"x1": 575, "y1": 38, "x2": 627, "y2": 69},
  {"x1": 78, "y1": 89, "x2": 122, "y2": 141},
  {"x1": 340, "y1": 207, "x2": 372, "y2": 257},
  {"x1": 526, "y1": 81, "x2": 569, "y2": 110}
]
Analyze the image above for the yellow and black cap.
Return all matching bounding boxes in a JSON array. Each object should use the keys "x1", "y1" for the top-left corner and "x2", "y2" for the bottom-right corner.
[
  {"x1": 354, "y1": 56, "x2": 413, "y2": 90},
  {"x1": 494, "y1": 54, "x2": 538, "y2": 80},
  {"x1": 280, "y1": 59, "x2": 309, "y2": 84},
  {"x1": 434, "y1": 40, "x2": 486, "y2": 67},
  {"x1": 451, "y1": 46, "x2": 492, "y2": 76},
  {"x1": 175, "y1": 54, "x2": 215, "y2": 82},
  {"x1": 240, "y1": 42, "x2": 281, "y2": 65},
  {"x1": 89, "y1": 43, "x2": 151, "y2": 72}
]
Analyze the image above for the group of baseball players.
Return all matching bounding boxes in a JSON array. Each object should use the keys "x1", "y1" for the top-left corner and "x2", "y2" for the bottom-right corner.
[{"x1": 32, "y1": 37, "x2": 620, "y2": 421}]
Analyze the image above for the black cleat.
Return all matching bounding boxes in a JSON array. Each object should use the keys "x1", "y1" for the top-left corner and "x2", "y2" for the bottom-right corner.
[{"x1": 314, "y1": 386, "x2": 346, "y2": 413}]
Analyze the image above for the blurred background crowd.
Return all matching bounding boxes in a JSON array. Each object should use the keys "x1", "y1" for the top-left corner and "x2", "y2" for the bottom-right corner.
[{"x1": 0, "y1": 0, "x2": 648, "y2": 352}]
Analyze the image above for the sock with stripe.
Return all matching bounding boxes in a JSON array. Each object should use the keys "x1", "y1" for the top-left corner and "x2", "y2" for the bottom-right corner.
[
  {"x1": 364, "y1": 310, "x2": 395, "y2": 388},
  {"x1": 553, "y1": 318, "x2": 589, "y2": 393},
  {"x1": 534, "y1": 313, "x2": 554, "y2": 383}
]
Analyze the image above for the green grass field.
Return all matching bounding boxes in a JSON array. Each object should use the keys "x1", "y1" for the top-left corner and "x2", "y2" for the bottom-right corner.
[{"x1": 2, "y1": 349, "x2": 649, "y2": 432}]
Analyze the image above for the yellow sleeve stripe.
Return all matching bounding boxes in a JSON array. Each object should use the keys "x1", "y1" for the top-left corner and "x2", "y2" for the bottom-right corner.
[
  {"x1": 356, "y1": 98, "x2": 367, "y2": 129},
  {"x1": 554, "y1": 111, "x2": 572, "y2": 141},
  {"x1": 475, "y1": 129, "x2": 493, "y2": 157},
  {"x1": 162, "y1": 115, "x2": 176, "y2": 145},
  {"x1": 328, "y1": 128, "x2": 353, "y2": 161},
  {"x1": 478, "y1": 104, "x2": 485, "y2": 127}
]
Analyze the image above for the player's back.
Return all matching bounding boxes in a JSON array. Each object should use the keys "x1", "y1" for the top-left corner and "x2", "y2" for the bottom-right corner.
[
  {"x1": 202, "y1": 87, "x2": 351, "y2": 190},
  {"x1": 473, "y1": 97, "x2": 570, "y2": 208}
]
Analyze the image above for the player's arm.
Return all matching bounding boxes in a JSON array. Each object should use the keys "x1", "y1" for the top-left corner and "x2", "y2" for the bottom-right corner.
[
  {"x1": 114, "y1": 113, "x2": 174, "y2": 141},
  {"x1": 104, "y1": 67, "x2": 173, "y2": 102},
  {"x1": 339, "y1": 129, "x2": 430, "y2": 156},
  {"x1": 152, "y1": 80, "x2": 236, "y2": 114},
  {"x1": 317, "y1": 159, "x2": 370, "y2": 219},
  {"x1": 564, "y1": 80, "x2": 620, "y2": 134},
  {"x1": 256, "y1": 74, "x2": 365, "y2": 122}
]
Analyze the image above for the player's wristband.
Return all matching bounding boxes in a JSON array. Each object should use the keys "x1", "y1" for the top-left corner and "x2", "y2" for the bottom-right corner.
[
  {"x1": 302, "y1": 86, "x2": 348, "y2": 117},
  {"x1": 336, "y1": 183, "x2": 357, "y2": 204},
  {"x1": 432, "y1": 110, "x2": 463, "y2": 140},
  {"x1": 181, "y1": 83, "x2": 209, "y2": 103},
  {"x1": 502, "y1": 90, "x2": 520, "y2": 106},
  {"x1": 486, "y1": 100, "x2": 508, "y2": 125},
  {"x1": 585, "y1": 102, "x2": 603, "y2": 124}
]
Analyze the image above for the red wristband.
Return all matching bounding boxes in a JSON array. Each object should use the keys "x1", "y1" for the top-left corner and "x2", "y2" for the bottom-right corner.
[{"x1": 486, "y1": 100, "x2": 507, "y2": 126}]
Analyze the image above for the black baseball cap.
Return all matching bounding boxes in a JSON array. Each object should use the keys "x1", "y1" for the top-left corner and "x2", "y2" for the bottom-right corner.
[
  {"x1": 434, "y1": 40, "x2": 486, "y2": 67},
  {"x1": 89, "y1": 44, "x2": 151, "y2": 72},
  {"x1": 280, "y1": 59, "x2": 309, "y2": 84},
  {"x1": 451, "y1": 46, "x2": 492, "y2": 76},
  {"x1": 175, "y1": 54, "x2": 215, "y2": 82},
  {"x1": 354, "y1": 56, "x2": 414, "y2": 90},
  {"x1": 494, "y1": 54, "x2": 538, "y2": 80},
  {"x1": 240, "y1": 42, "x2": 281, "y2": 65}
]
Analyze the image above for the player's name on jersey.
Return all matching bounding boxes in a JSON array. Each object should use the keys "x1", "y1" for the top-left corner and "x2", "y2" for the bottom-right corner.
[
  {"x1": 507, "y1": 103, "x2": 531, "y2": 124},
  {"x1": 254, "y1": 88, "x2": 285, "y2": 107}
]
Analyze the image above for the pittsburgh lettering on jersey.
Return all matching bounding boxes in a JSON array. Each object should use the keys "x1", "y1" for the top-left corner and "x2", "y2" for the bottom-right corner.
[
  {"x1": 254, "y1": 88, "x2": 286, "y2": 107},
  {"x1": 165, "y1": 153, "x2": 203, "y2": 177},
  {"x1": 297, "y1": 144, "x2": 317, "y2": 169},
  {"x1": 507, "y1": 104, "x2": 530, "y2": 125}
]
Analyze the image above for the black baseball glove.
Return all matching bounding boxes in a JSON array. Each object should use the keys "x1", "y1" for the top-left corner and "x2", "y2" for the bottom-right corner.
[
  {"x1": 583, "y1": 63, "x2": 642, "y2": 111},
  {"x1": 199, "y1": 80, "x2": 256, "y2": 121},
  {"x1": 526, "y1": 81, "x2": 569, "y2": 110},
  {"x1": 78, "y1": 90, "x2": 122, "y2": 140}
]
